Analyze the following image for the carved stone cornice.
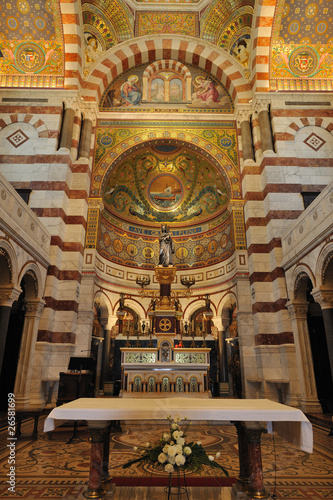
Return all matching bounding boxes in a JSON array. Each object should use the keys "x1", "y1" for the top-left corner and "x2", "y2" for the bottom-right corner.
[
  {"x1": 88, "y1": 198, "x2": 104, "y2": 210},
  {"x1": 228, "y1": 199, "x2": 245, "y2": 211},
  {"x1": 77, "y1": 310, "x2": 95, "y2": 324},
  {"x1": 311, "y1": 288, "x2": 333, "y2": 309},
  {"x1": 0, "y1": 285, "x2": 22, "y2": 307},
  {"x1": 286, "y1": 301, "x2": 308, "y2": 320}
]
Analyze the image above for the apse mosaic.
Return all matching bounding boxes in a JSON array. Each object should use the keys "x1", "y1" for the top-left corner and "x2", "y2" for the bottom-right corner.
[
  {"x1": 270, "y1": 0, "x2": 333, "y2": 90},
  {"x1": 102, "y1": 147, "x2": 229, "y2": 226},
  {"x1": 92, "y1": 121, "x2": 240, "y2": 201},
  {"x1": 100, "y1": 62, "x2": 234, "y2": 113},
  {"x1": 135, "y1": 12, "x2": 199, "y2": 37},
  {"x1": 0, "y1": 0, "x2": 64, "y2": 87},
  {"x1": 97, "y1": 213, "x2": 234, "y2": 270}
]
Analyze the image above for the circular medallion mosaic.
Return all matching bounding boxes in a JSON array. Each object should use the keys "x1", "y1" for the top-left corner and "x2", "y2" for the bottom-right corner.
[
  {"x1": 176, "y1": 247, "x2": 188, "y2": 260},
  {"x1": 35, "y1": 17, "x2": 46, "y2": 31},
  {"x1": 103, "y1": 232, "x2": 111, "y2": 247},
  {"x1": 113, "y1": 239, "x2": 123, "y2": 253},
  {"x1": 288, "y1": 21, "x2": 300, "y2": 35},
  {"x1": 142, "y1": 247, "x2": 154, "y2": 259},
  {"x1": 305, "y1": 3, "x2": 318, "y2": 18},
  {"x1": 7, "y1": 17, "x2": 18, "y2": 30},
  {"x1": 289, "y1": 46, "x2": 318, "y2": 77},
  {"x1": 15, "y1": 42, "x2": 45, "y2": 72},
  {"x1": 148, "y1": 174, "x2": 183, "y2": 212},
  {"x1": 17, "y1": 0, "x2": 29, "y2": 14},
  {"x1": 316, "y1": 21, "x2": 327, "y2": 35},
  {"x1": 193, "y1": 245, "x2": 204, "y2": 257},
  {"x1": 127, "y1": 244, "x2": 138, "y2": 257},
  {"x1": 45, "y1": 0, "x2": 53, "y2": 14}
]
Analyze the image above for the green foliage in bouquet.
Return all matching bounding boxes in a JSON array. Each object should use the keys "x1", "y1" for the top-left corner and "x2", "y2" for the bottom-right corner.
[{"x1": 122, "y1": 415, "x2": 229, "y2": 476}]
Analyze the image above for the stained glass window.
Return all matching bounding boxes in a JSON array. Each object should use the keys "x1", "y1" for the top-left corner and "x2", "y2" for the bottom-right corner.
[
  {"x1": 176, "y1": 376, "x2": 184, "y2": 392},
  {"x1": 162, "y1": 376, "x2": 170, "y2": 392},
  {"x1": 133, "y1": 376, "x2": 142, "y2": 392},
  {"x1": 190, "y1": 377, "x2": 198, "y2": 392},
  {"x1": 148, "y1": 376, "x2": 156, "y2": 392}
]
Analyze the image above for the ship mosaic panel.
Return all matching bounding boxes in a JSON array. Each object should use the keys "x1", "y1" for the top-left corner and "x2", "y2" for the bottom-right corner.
[
  {"x1": 135, "y1": 12, "x2": 199, "y2": 37},
  {"x1": 270, "y1": 0, "x2": 333, "y2": 90},
  {"x1": 0, "y1": 0, "x2": 64, "y2": 88},
  {"x1": 93, "y1": 122, "x2": 240, "y2": 202},
  {"x1": 102, "y1": 147, "x2": 229, "y2": 226},
  {"x1": 100, "y1": 62, "x2": 234, "y2": 113},
  {"x1": 97, "y1": 214, "x2": 234, "y2": 269}
]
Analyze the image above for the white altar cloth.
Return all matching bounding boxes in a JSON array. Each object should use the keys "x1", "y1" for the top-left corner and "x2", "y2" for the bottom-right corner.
[{"x1": 44, "y1": 397, "x2": 313, "y2": 453}]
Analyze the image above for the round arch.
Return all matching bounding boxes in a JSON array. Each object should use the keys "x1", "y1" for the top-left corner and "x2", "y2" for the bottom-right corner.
[
  {"x1": 315, "y1": 242, "x2": 333, "y2": 288},
  {"x1": 81, "y1": 34, "x2": 252, "y2": 104},
  {"x1": 0, "y1": 240, "x2": 19, "y2": 287},
  {"x1": 18, "y1": 263, "x2": 44, "y2": 301},
  {"x1": 290, "y1": 265, "x2": 316, "y2": 302}
]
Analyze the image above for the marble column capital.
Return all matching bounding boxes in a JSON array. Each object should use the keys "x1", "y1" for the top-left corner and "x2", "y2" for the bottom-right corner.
[
  {"x1": 82, "y1": 105, "x2": 97, "y2": 123},
  {"x1": 24, "y1": 299, "x2": 45, "y2": 319},
  {"x1": 63, "y1": 96, "x2": 80, "y2": 113},
  {"x1": 255, "y1": 99, "x2": 271, "y2": 114},
  {"x1": 286, "y1": 300, "x2": 308, "y2": 320},
  {"x1": 311, "y1": 288, "x2": 333, "y2": 309},
  {"x1": 236, "y1": 108, "x2": 252, "y2": 126},
  {"x1": 212, "y1": 316, "x2": 223, "y2": 331},
  {"x1": 0, "y1": 285, "x2": 22, "y2": 307}
]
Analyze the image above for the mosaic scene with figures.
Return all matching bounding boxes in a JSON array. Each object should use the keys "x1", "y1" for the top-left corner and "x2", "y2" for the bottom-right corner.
[{"x1": 0, "y1": 0, "x2": 333, "y2": 498}]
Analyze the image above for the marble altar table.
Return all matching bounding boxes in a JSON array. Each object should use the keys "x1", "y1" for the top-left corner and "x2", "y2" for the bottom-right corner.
[{"x1": 44, "y1": 398, "x2": 312, "y2": 500}]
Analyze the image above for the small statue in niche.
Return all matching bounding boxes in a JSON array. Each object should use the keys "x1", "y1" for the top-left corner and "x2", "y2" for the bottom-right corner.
[
  {"x1": 158, "y1": 225, "x2": 175, "y2": 267},
  {"x1": 205, "y1": 294, "x2": 211, "y2": 310}
]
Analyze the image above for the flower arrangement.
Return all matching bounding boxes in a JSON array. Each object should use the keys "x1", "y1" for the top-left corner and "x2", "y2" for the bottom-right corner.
[{"x1": 122, "y1": 415, "x2": 228, "y2": 476}]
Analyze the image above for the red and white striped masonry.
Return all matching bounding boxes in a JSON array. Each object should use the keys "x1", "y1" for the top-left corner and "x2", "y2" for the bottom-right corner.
[
  {"x1": 143, "y1": 60, "x2": 191, "y2": 79},
  {"x1": 80, "y1": 35, "x2": 252, "y2": 104},
  {"x1": 251, "y1": 0, "x2": 276, "y2": 93},
  {"x1": 60, "y1": 0, "x2": 84, "y2": 91},
  {"x1": 0, "y1": 111, "x2": 56, "y2": 139}
]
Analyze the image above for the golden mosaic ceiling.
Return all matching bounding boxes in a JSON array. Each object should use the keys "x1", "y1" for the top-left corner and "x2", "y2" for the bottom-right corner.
[{"x1": 0, "y1": 0, "x2": 64, "y2": 87}]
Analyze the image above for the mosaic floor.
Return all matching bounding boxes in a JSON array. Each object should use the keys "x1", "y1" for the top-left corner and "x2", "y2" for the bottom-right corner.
[{"x1": 0, "y1": 412, "x2": 332, "y2": 499}]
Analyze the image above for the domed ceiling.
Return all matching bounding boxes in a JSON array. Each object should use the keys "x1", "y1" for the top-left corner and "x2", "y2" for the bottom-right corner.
[
  {"x1": 102, "y1": 144, "x2": 229, "y2": 226},
  {"x1": 97, "y1": 143, "x2": 235, "y2": 270}
]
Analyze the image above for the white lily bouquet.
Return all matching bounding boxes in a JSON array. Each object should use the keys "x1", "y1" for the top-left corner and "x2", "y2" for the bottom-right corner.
[{"x1": 122, "y1": 415, "x2": 228, "y2": 476}]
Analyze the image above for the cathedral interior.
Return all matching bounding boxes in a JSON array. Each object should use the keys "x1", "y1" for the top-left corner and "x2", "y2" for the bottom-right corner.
[{"x1": 0, "y1": 0, "x2": 333, "y2": 421}]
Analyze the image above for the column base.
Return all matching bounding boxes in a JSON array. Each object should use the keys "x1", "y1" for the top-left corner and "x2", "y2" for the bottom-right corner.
[
  {"x1": 300, "y1": 399, "x2": 322, "y2": 414},
  {"x1": 83, "y1": 487, "x2": 105, "y2": 499},
  {"x1": 246, "y1": 489, "x2": 270, "y2": 499}
]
